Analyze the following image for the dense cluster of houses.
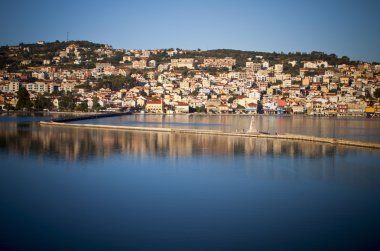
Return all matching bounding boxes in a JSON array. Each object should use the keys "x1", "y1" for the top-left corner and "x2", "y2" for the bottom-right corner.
[{"x1": 1, "y1": 42, "x2": 380, "y2": 116}]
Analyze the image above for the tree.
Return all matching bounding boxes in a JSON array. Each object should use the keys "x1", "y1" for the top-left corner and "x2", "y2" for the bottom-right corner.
[
  {"x1": 33, "y1": 94, "x2": 52, "y2": 111},
  {"x1": 374, "y1": 88, "x2": 380, "y2": 99},
  {"x1": 181, "y1": 68, "x2": 189, "y2": 77},
  {"x1": 75, "y1": 81, "x2": 92, "y2": 91},
  {"x1": 365, "y1": 91, "x2": 374, "y2": 100},
  {"x1": 257, "y1": 101, "x2": 264, "y2": 114},
  {"x1": 58, "y1": 92, "x2": 76, "y2": 111},
  {"x1": 16, "y1": 86, "x2": 32, "y2": 110},
  {"x1": 228, "y1": 96, "x2": 237, "y2": 104},
  {"x1": 76, "y1": 101, "x2": 88, "y2": 112},
  {"x1": 92, "y1": 96, "x2": 101, "y2": 111},
  {"x1": 109, "y1": 51, "x2": 124, "y2": 65},
  {"x1": 96, "y1": 75, "x2": 131, "y2": 90},
  {"x1": 3, "y1": 102, "x2": 14, "y2": 111},
  {"x1": 195, "y1": 105, "x2": 206, "y2": 113},
  {"x1": 237, "y1": 104, "x2": 245, "y2": 110}
]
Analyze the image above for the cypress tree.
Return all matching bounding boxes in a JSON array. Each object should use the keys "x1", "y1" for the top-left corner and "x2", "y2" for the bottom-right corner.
[{"x1": 16, "y1": 86, "x2": 32, "y2": 110}]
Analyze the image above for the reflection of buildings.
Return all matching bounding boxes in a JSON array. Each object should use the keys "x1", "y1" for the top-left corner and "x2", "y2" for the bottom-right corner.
[{"x1": 0, "y1": 122, "x2": 354, "y2": 161}]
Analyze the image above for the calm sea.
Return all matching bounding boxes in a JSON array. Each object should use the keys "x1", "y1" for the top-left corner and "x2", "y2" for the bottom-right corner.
[
  {"x1": 72, "y1": 114, "x2": 380, "y2": 143},
  {"x1": 1, "y1": 113, "x2": 380, "y2": 251}
]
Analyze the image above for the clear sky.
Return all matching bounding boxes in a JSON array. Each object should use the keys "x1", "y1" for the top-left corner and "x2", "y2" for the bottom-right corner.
[{"x1": 1, "y1": 0, "x2": 379, "y2": 62}]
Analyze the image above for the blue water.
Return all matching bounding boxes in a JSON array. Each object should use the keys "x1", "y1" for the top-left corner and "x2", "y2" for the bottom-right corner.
[
  {"x1": 70, "y1": 115, "x2": 228, "y2": 130},
  {"x1": 80, "y1": 119, "x2": 225, "y2": 127},
  {"x1": 69, "y1": 114, "x2": 380, "y2": 143},
  {"x1": 0, "y1": 115, "x2": 51, "y2": 123},
  {"x1": 1, "y1": 115, "x2": 380, "y2": 251}
]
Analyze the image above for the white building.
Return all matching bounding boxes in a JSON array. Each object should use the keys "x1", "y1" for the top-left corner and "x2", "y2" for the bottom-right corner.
[
  {"x1": 171, "y1": 58, "x2": 194, "y2": 69},
  {"x1": 274, "y1": 64, "x2": 283, "y2": 73},
  {"x1": 303, "y1": 60, "x2": 329, "y2": 69}
]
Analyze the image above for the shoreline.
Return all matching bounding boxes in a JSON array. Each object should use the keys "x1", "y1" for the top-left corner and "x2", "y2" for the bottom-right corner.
[
  {"x1": 0, "y1": 110, "x2": 102, "y2": 116},
  {"x1": 2, "y1": 110, "x2": 379, "y2": 119},
  {"x1": 135, "y1": 113, "x2": 380, "y2": 119},
  {"x1": 40, "y1": 121, "x2": 380, "y2": 150}
]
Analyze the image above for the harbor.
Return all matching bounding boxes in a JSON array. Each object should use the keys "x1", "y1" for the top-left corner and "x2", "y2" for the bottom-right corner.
[{"x1": 40, "y1": 115, "x2": 380, "y2": 150}]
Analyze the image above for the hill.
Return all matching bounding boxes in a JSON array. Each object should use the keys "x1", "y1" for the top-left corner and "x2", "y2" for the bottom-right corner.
[{"x1": 0, "y1": 40, "x2": 360, "y2": 72}]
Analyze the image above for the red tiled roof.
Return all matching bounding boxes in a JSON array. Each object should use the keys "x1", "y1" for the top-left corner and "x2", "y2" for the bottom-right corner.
[
  {"x1": 276, "y1": 99, "x2": 287, "y2": 107},
  {"x1": 176, "y1": 102, "x2": 189, "y2": 106},
  {"x1": 147, "y1": 100, "x2": 162, "y2": 104},
  {"x1": 247, "y1": 103, "x2": 257, "y2": 107}
]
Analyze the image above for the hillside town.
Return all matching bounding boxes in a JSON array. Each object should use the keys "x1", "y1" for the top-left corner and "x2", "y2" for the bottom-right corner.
[{"x1": 1, "y1": 41, "x2": 380, "y2": 117}]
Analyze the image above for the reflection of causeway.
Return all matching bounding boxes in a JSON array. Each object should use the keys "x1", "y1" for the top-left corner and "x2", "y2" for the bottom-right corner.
[{"x1": 0, "y1": 123, "x2": 353, "y2": 161}]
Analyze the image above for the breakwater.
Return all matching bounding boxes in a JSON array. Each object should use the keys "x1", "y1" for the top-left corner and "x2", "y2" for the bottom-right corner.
[{"x1": 39, "y1": 121, "x2": 380, "y2": 150}]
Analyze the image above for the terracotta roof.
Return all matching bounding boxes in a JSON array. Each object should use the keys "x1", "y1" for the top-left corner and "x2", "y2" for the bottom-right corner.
[
  {"x1": 147, "y1": 100, "x2": 162, "y2": 104},
  {"x1": 276, "y1": 99, "x2": 287, "y2": 107},
  {"x1": 176, "y1": 102, "x2": 189, "y2": 106}
]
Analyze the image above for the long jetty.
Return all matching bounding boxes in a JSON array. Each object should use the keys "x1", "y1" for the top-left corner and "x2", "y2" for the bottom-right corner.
[{"x1": 39, "y1": 120, "x2": 380, "y2": 150}]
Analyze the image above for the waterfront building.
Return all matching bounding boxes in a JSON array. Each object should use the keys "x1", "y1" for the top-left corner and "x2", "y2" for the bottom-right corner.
[
  {"x1": 145, "y1": 100, "x2": 163, "y2": 113},
  {"x1": 175, "y1": 102, "x2": 189, "y2": 113}
]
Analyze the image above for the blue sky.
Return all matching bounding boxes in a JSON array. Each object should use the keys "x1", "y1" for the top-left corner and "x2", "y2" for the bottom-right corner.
[{"x1": 1, "y1": 0, "x2": 379, "y2": 62}]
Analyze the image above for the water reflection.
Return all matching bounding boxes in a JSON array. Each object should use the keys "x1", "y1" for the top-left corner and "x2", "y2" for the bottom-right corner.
[
  {"x1": 0, "y1": 122, "x2": 373, "y2": 162},
  {"x1": 75, "y1": 114, "x2": 380, "y2": 143}
]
